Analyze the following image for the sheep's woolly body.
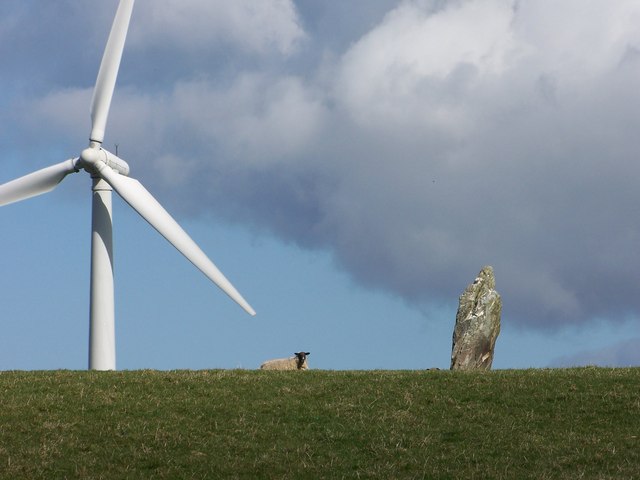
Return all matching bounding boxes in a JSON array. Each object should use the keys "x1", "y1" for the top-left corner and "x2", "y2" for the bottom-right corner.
[
  {"x1": 260, "y1": 357, "x2": 301, "y2": 370},
  {"x1": 260, "y1": 352, "x2": 310, "y2": 370}
]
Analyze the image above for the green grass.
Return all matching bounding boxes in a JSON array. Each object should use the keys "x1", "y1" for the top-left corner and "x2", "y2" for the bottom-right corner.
[{"x1": 0, "y1": 368, "x2": 638, "y2": 479}]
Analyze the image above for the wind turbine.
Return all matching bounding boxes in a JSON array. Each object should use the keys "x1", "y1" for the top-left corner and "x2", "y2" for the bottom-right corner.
[{"x1": 0, "y1": 0, "x2": 256, "y2": 370}]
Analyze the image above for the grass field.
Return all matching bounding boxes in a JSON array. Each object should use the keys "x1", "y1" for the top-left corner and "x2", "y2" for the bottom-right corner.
[{"x1": 0, "y1": 368, "x2": 638, "y2": 479}]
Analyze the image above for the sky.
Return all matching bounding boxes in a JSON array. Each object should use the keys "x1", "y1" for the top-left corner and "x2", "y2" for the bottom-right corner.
[{"x1": 1, "y1": 0, "x2": 639, "y2": 371}]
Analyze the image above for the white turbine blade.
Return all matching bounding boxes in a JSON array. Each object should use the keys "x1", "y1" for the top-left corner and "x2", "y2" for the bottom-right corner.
[
  {"x1": 95, "y1": 164, "x2": 256, "y2": 316},
  {"x1": 90, "y1": 0, "x2": 134, "y2": 145},
  {"x1": 0, "y1": 159, "x2": 78, "y2": 207}
]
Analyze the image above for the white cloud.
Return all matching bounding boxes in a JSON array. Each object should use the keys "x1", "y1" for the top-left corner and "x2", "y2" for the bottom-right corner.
[
  {"x1": 130, "y1": 0, "x2": 305, "y2": 56},
  {"x1": 336, "y1": 0, "x2": 525, "y2": 130},
  {"x1": 552, "y1": 337, "x2": 640, "y2": 367},
  {"x1": 170, "y1": 75, "x2": 327, "y2": 165},
  {"x1": 17, "y1": 88, "x2": 91, "y2": 149},
  {"x1": 514, "y1": 0, "x2": 640, "y2": 81},
  {"x1": 7, "y1": 0, "x2": 640, "y2": 332}
]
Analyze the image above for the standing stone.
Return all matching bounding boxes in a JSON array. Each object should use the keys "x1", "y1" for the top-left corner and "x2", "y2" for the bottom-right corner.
[{"x1": 450, "y1": 266, "x2": 501, "y2": 370}]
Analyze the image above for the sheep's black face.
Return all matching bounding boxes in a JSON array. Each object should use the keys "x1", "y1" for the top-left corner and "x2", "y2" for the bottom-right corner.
[{"x1": 294, "y1": 352, "x2": 310, "y2": 369}]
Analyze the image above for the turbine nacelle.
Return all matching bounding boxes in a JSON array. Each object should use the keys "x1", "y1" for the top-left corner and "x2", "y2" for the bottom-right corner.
[{"x1": 80, "y1": 147, "x2": 130, "y2": 177}]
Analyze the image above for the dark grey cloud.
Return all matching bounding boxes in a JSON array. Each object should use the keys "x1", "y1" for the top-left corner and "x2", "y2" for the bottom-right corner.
[{"x1": 3, "y1": 0, "x2": 640, "y2": 333}]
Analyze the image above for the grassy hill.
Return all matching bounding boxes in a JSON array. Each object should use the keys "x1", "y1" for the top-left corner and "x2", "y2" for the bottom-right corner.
[{"x1": 0, "y1": 368, "x2": 638, "y2": 479}]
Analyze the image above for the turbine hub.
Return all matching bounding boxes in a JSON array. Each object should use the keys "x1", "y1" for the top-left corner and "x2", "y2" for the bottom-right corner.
[
  {"x1": 80, "y1": 147, "x2": 101, "y2": 166},
  {"x1": 79, "y1": 147, "x2": 130, "y2": 177}
]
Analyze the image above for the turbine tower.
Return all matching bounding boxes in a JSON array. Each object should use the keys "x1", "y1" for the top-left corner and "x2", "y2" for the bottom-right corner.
[{"x1": 0, "y1": 0, "x2": 256, "y2": 370}]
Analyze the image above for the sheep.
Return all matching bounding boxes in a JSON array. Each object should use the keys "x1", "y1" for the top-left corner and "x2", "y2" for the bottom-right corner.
[{"x1": 260, "y1": 352, "x2": 310, "y2": 370}]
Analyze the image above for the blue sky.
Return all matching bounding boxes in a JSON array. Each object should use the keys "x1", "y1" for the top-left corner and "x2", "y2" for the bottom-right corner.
[{"x1": 1, "y1": 0, "x2": 639, "y2": 370}]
